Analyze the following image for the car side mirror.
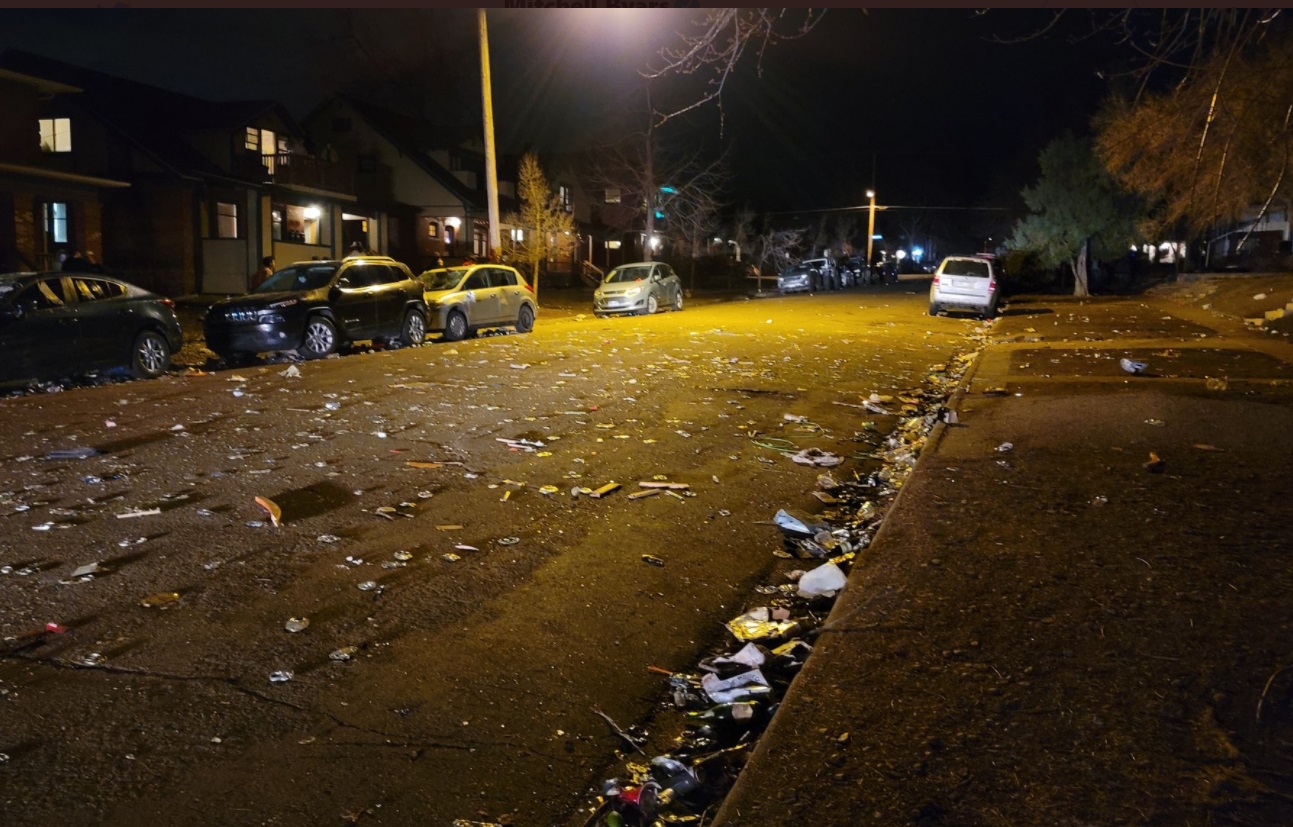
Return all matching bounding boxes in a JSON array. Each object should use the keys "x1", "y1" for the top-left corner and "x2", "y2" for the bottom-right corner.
[{"x1": 336, "y1": 276, "x2": 352, "y2": 288}]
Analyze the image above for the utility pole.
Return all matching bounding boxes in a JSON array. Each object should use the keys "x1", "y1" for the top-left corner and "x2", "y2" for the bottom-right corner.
[
  {"x1": 478, "y1": 9, "x2": 501, "y2": 260},
  {"x1": 865, "y1": 188, "x2": 877, "y2": 269}
]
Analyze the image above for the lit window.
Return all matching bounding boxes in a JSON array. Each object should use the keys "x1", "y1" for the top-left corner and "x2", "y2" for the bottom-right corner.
[
  {"x1": 606, "y1": 240, "x2": 621, "y2": 250},
  {"x1": 604, "y1": 188, "x2": 621, "y2": 204},
  {"x1": 559, "y1": 185, "x2": 572, "y2": 212},
  {"x1": 215, "y1": 202, "x2": 238, "y2": 239},
  {"x1": 244, "y1": 127, "x2": 259, "y2": 151},
  {"x1": 39, "y1": 118, "x2": 72, "y2": 153},
  {"x1": 44, "y1": 202, "x2": 68, "y2": 244}
]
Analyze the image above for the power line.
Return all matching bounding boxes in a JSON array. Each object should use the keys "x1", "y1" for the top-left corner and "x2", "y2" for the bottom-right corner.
[{"x1": 763, "y1": 204, "x2": 1014, "y2": 216}]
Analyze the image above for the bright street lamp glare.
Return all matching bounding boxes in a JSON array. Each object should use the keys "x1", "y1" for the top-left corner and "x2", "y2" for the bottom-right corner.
[{"x1": 866, "y1": 189, "x2": 875, "y2": 199}]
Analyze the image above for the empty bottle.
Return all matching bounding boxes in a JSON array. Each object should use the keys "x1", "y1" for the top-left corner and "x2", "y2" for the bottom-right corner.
[{"x1": 684, "y1": 701, "x2": 760, "y2": 725}]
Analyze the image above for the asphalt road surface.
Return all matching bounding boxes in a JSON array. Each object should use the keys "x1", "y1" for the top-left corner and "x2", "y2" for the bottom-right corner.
[{"x1": 0, "y1": 284, "x2": 982, "y2": 826}]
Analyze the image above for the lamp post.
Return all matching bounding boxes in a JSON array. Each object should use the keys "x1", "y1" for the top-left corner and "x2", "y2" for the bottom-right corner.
[
  {"x1": 478, "y1": 9, "x2": 501, "y2": 261},
  {"x1": 865, "y1": 188, "x2": 877, "y2": 269}
]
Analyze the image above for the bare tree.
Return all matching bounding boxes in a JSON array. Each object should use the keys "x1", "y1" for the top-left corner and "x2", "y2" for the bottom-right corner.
[
  {"x1": 582, "y1": 99, "x2": 729, "y2": 264},
  {"x1": 669, "y1": 178, "x2": 726, "y2": 292},
  {"x1": 644, "y1": 8, "x2": 828, "y2": 126},
  {"x1": 504, "y1": 152, "x2": 576, "y2": 303}
]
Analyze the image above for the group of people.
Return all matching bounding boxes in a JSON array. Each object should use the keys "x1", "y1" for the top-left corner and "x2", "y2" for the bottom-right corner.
[{"x1": 56, "y1": 249, "x2": 105, "y2": 273}]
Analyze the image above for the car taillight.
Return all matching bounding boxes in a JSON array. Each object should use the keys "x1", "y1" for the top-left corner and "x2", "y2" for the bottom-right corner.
[
  {"x1": 160, "y1": 298, "x2": 175, "y2": 308},
  {"x1": 989, "y1": 279, "x2": 996, "y2": 291},
  {"x1": 524, "y1": 282, "x2": 534, "y2": 293},
  {"x1": 931, "y1": 275, "x2": 940, "y2": 286}
]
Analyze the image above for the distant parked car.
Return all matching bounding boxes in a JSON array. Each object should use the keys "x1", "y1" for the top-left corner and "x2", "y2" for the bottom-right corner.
[
  {"x1": 800, "y1": 257, "x2": 840, "y2": 291},
  {"x1": 418, "y1": 264, "x2": 537, "y2": 341},
  {"x1": 204, "y1": 255, "x2": 426, "y2": 363},
  {"x1": 0, "y1": 270, "x2": 183, "y2": 387},
  {"x1": 929, "y1": 255, "x2": 1001, "y2": 318},
  {"x1": 593, "y1": 261, "x2": 683, "y2": 317},
  {"x1": 776, "y1": 263, "x2": 813, "y2": 293}
]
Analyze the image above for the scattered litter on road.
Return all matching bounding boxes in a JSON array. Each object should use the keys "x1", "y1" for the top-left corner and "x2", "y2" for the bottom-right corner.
[
  {"x1": 1144, "y1": 419, "x2": 1165, "y2": 427},
  {"x1": 726, "y1": 607, "x2": 802, "y2": 642},
  {"x1": 280, "y1": 364, "x2": 301, "y2": 378},
  {"x1": 790, "y1": 448, "x2": 843, "y2": 467},
  {"x1": 1144, "y1": 451, "x2": 1166, "y2": 473},
  {"x1": 441, "y1": 553, "x2": 461, "y2": 563},
  {"x1": 1120, "y1": 358, "x2": 1148, "y2": 375},
  {"x1": 1193, "y1": 443, "x2": 1225, "y2": 452},
  {"x1": 629, "y1": 489, "x2": 661, "y2": 501},
  {"x1": 995, "y1": 442, "x2": 1014, "y2": 453},
  {"x1": 45, "y1": 446, "x2": 99, "y2": 460},
  {"x1": 589, "y1": 482, "x2": 621, "y2": 499},
  {"x1": 1206, "y1": 377, "x2": 1228, "y2": 391},
  {"x1": 268, "y1": 671, "x2": 293, "y2": 684},
  {"x1": 255, "y1": 496, "x2": 282, "y2": 527},
  {"x1": 116, "y1": 508, "x2": 161, "y2": 519},
  {"x1": 797, "y1": 562, "x2": 848, "y2": 598},
  {"x1": 641, "y1": 555, "x2": 666, "y2": 567},
  {"x1": 357, "y1": 581, "x2": 378, "y2": 591},
  {"x1": 330, "y1": 647, "x2": 357, "y2": 662},
  {"x1": 139, "y1": 592, "x2": 180, "y2": 609},
  {"x1": 284, "y1": 618, "x2": 309, "y2": 633}
]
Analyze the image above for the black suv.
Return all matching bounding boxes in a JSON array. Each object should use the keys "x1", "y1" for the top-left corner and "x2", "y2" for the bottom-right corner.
[{"x1": 204, "y1": 256, "x2": 427, "y2": 363}]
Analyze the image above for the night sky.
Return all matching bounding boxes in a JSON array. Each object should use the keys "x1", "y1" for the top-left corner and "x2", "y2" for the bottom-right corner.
[{"x1": 0, "y1": 8, "x2": 1121, "y2": 243}]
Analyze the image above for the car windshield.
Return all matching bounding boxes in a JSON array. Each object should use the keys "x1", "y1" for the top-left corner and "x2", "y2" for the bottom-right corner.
[
  {"x1": 419, "y1": 268, "x2": 469, "y2": 291},
  {"x1": 942, "y1": 259, "x2": 990, "y2": 277},
  {"x1": 605, "y1": 265, "x2": 652, "y2": 284},
  {"x1": 256, "y1": 263, "x2": 339, "y2": 293}
]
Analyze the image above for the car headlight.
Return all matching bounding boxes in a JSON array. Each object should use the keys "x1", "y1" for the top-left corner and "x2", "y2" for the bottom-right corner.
[{"x1": 623, "y1": 286, "x2": 642, "y2": 298}]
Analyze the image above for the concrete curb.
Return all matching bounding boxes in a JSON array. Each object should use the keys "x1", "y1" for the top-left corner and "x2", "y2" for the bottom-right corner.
[{"x1": 710, "y1": 336, "x2": 989, "y2": 825}]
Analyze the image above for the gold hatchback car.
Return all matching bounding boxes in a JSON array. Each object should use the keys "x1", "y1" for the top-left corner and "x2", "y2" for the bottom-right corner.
[{"x1": 418, "y1": 264, "x2": 538, "y2": 341}]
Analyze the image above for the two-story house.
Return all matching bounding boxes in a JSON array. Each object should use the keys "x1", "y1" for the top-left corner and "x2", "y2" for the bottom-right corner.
[
  {"x1": 0, "y1": 65, "x2": 130, "y2": 274},
  {"x1": 0, "y1": 50, "x2": 357, "y2": 296},
  {"x1": 305, "y1": 96, "x2": 530, "y2": 274}
]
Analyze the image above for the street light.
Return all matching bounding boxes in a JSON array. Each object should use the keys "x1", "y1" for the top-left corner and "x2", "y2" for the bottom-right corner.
[{"x1": 865, "y1": 189, "x2": 877, "y2": 268}]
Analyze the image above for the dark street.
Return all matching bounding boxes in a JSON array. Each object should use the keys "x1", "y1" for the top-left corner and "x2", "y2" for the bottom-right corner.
[{"x1": 0, "y1": 285, "x2": 978, "y2": 825}]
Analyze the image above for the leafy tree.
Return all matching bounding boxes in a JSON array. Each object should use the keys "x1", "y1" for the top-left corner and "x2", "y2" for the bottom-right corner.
[
  {"x1": 504, "y1": 152, "x2": 575, "y2": 303},
  {"x1": 1095, "y1": 23, "x2": 1293, "y2": 245},
  {"x1": 1008, "y1": 133, "x2": 1141, "y2": 296}
]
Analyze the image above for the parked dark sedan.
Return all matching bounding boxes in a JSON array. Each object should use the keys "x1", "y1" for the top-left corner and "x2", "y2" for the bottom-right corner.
[
  {"x1": 204, "y1": 255, "x2": 427, "y2": 363},
  {"x1": 0, "y1": 271, "x2": 183, "y2": 387}
]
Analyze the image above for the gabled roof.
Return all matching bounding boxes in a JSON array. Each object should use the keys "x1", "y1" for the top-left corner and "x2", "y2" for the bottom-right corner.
[
  {"x1": 333, "y1": 95, "x2": 496, "y2": 212},
  {"x1": 0, "y1": 49, "x2": 303, "y2": 183}
]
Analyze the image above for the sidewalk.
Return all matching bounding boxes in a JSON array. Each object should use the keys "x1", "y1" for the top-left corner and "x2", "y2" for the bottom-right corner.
[{"x1": 713, "y1": 280, "x2": 1293, "y2": 825}]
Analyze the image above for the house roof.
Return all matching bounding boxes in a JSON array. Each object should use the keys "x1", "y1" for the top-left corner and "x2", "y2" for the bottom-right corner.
[
  {"x1": 334, "y1": 95, "x2": 506, "y2": 213},
  {"x1": 0, "y1": 49, "x2": 303, "y2": 184}
]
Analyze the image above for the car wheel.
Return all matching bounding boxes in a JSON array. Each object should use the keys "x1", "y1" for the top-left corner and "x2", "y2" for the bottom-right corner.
[
  {"x1": 928, "y1": 302, "x2": 941, "y2": 316},
  {"x1": 515, "y1": 304, "x2": 535, "y2": 333},
  {"x1": 130, "y1": 330, "x2": 171, "y2": 379},
  {"x1": 300, "y1": 315, "x2": 337, "y2": 359},
  {"x1": 443, "y1": 309, "x2": 468, "y2": 341},
  {"x1": 672, "y1": 291, "x2": 683, "y2": 311},
  {"x1": 400, "y1": 309, "x2": 426, "y2": 346},
  {"x1": 644, "y1": 294, "x2": 658, "y2": 315}
]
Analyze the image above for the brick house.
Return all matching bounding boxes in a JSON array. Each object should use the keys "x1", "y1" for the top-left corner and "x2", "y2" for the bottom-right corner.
[
  {"x1": 0, "y1": 50, "x2": 356, "y2": 296},
  {"x1": 304, "y1": 96, "x2": 529, "y2": 274},
  {"x1": 0, "y1": 65, "x2": 130, "y2": 274}
]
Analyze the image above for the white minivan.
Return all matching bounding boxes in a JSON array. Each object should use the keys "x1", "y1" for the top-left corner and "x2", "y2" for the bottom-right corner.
[{"x1": 929, "y1": 255, "x2": 1000, "y2": 318}]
